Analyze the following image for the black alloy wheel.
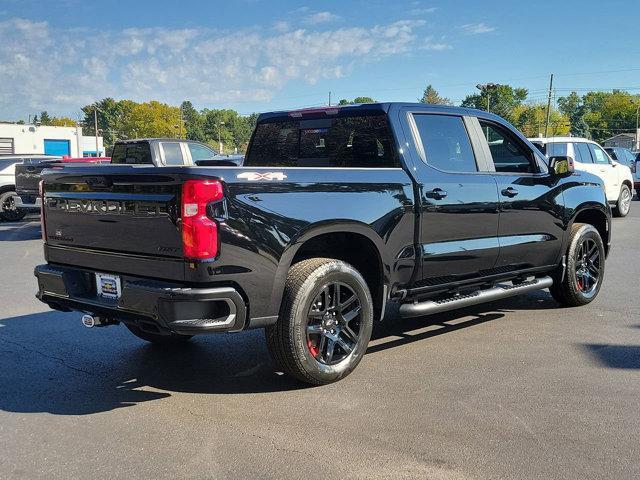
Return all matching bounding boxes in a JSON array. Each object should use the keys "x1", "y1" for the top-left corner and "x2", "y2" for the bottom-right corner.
[{"x1": 305, "y1": 282, "x2": 363, "y2": 365}]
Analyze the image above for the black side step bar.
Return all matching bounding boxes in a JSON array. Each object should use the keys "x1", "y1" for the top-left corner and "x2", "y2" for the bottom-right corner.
[{"x1": 398, "y1": 276, "x2": 553, "y2": 319}]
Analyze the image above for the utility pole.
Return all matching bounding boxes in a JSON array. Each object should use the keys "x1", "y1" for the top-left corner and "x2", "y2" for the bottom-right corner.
[
  {"x1": 94, "y1": 108, "x2": 99, "y2": 156},
  {"x1": 544, "y1": 73, "x2": 554, "y2": 138},
  {"x1": 635, "y1": 103, "x2": 640, "y2": 150},
  {"x1": 328, "y1": 91, "x2": 332, "y2": 107}
]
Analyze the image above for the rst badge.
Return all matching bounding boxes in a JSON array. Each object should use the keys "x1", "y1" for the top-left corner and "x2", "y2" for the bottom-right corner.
[{"x1": 236, "y1": 172, "x2": 287, "y2": 181}]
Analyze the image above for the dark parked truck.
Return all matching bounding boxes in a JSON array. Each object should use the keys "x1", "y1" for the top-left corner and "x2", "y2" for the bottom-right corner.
[{"x1": 34, "y1": 103, "x2": 611, "y2": 385}]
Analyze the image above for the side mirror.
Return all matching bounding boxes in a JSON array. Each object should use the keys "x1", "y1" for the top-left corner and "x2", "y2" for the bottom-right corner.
[{"x1": 549, "y1": 156, "x2": 574, "y2": 176}]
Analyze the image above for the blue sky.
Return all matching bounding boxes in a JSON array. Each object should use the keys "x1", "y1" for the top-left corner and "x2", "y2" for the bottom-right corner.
[{"x1": 1, "y1": 0, "x2": 638, "y2": 119}]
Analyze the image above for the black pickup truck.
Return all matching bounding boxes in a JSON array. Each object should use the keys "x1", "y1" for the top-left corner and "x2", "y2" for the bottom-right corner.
[{"x1": 34, "y1": 103, "x2": 611, "y2": 385}]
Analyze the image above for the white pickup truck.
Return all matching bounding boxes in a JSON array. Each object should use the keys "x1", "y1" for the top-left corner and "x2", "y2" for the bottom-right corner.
[
  {"x1": 529, "y1": 137, "x2": 634, "y2": 217},
  {"x1": 0, "y1": 154, "x2": 60, "y2": 221}
]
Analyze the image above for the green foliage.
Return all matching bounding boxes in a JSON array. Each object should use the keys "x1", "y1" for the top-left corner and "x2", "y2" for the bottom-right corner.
[
  {"x1": 461, "y1": 85, "x2": 528, "y2": 123},
  {"x1": 557, "y1": 90, "x2": 639, "y2": 141},
  {"x1": 39, "y1": 111, "x2": 52, "y2": 125},
  {"x1": 419, "y1": 85, "x2": 451, "y2": 105},
  {"x1": 511, "y1": 104, "x2": 570, "y2": 137},
  {"x1": 79, "y1": 98, "x2": 257, "y2": 153},
  {"x1": 180, "y1": 100, "x2": 205, "y2": 142},
  {"x1": 337, "y1": 96, "x2": 375, "y2": 105}
]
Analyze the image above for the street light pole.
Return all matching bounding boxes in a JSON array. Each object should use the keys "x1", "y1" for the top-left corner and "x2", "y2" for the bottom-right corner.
[
  {"x1": 217, "y1": 122, "x2": 225, "y2": 154},
  {"x1": 476, "y1": 83, "x2": 499, "y2": 114}
]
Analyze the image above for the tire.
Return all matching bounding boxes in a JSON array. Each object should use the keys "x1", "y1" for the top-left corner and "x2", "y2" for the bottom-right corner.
[
  {"x1": 265, "y1": 258, "x2": 374, "y2": 385},
  {"x1": 549, "y1": 223, "x2": 605, "y2": 307},
  {"x1": 0, "y1": 191, "x2": 27, "y2": 222},
  {"x1": 613, "y1": 184, "x2": 631, "y2": 217},
  {"x1": 125, "y1": 324, "x2": 193, "y2": 345}
]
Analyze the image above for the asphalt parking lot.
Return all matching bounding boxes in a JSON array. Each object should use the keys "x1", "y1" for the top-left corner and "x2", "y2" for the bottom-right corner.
[{"x1": 1, "y1": 212, "x2": 639, "y2": 480}]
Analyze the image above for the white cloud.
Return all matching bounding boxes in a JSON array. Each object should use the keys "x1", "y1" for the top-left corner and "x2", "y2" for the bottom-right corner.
[
  {"x1": 409, "y1": 7, "x2": 437, "y2": 15},
  {"x1": 460, "y1": 22, "x2": 495, "y2": 34},
  {"x1": 421, "y1": 36, "x2": 452, "y2": 51},
  {"x1": 0, "y1": 17, "x2": 431, "y2": 117},
  {"x1": 303, "y1": 11, "x2": 341, "y2": 25}
]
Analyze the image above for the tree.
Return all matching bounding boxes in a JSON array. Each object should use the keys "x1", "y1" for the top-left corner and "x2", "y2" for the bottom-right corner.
[
  {"x1": 419, "y1": 85, "x2": 451, "y2": 105},
  {"x1": 49, "y1": 117, "x2": 77, "y2": 127},
  {"x1": 461, "y1": 84, "x2": 528, "y2": 123},
  {"x1": 120, "y1": 101, "x2": 182, "y2": 139},
  {"x1": 39, "y1": 111, "x2": 52, "y2": 125},
  {"x1": 511, "y1": 104, "x2": 570, "y2": 137},
  {"x1": 338, "y1": 97, "x2": 375, "y2": 105},
  {"x1": 81, "y1": 98, "x2": 135, "y2": 147},
  {"x1": 180, "y1": 100, "x2": 205, "y2": 141}
]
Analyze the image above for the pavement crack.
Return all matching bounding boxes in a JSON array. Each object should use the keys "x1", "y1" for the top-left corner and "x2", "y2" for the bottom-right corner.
[{"x1": 0, "y1": 336, "x2": 116, "y2": 381}]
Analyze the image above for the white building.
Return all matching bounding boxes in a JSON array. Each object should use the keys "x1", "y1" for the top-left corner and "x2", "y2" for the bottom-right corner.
[{"x1": 0, "y1": 123, "x2": 105, "y2": 157}]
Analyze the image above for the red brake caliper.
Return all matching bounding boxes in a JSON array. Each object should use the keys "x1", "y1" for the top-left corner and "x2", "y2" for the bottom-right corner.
[{"x1": 308, "y1": 340, "x2": 319, "y2": 357}]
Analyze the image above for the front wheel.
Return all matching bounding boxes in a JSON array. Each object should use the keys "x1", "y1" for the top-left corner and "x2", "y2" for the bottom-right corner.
[
  {"x1": 0, "y1": 191, "x2": 27, "y2": 222},
  {"x1": 266, "y1": 258, "x2": 374, "y2": 385},
  {"x1": 549, "y1": 223, "x2": 605, "y2": 307},
  {"x1": 613, "y1": 184, "x2": 631, "y2": 217}
]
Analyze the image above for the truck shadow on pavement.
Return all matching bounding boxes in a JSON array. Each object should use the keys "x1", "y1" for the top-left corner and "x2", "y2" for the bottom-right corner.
[
  {"x1": 0, "y1": 290, "x2": 588, "y2": 416},
  {"x1": 580, "y1": 344, "x2": 640, "y2": 370},
  {"x1": 0, "y1": 220, "x2": 41, "y2": 241}
]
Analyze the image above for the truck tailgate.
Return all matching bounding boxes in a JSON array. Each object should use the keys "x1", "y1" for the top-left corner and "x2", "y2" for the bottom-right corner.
[
  {"x1": 16, "y1": 159, "x2": 59, "y2": 194},
  {"x1": 43, "y1": 167, "x2": 185, "y2": 258}
]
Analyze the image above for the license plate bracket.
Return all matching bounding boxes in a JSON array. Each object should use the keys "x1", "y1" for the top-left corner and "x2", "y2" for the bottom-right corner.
[{"x1": 95, "y1": 273, "x2": 122, "y2": 299}]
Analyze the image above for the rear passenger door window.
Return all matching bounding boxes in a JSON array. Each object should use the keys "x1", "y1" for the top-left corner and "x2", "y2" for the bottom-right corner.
[
  {"x1": 574, "y1": 143, "x2": 593, "y2": 163},
  {"x1": 411, "y1": 114, "x2": 477, "y2": 172},
  {"x1": 478, "y1": 121, "x2": 537, "y2": 174},
  {"x1": 160, "y1": 142, "x2": 184, "y2": 166}
]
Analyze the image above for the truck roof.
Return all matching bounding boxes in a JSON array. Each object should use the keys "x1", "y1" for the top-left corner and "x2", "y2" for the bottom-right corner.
[{"x1": 258, "y1": 102, "x2": 494, "y2": 122}]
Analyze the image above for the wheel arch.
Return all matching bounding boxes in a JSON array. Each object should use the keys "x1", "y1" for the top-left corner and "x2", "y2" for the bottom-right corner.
[
  {"x1": 269, "y1": 221, "x2": 388, "y2": 321},
  {"x1": 570, "y1": 205, "x2": 610, "y2": 257}
]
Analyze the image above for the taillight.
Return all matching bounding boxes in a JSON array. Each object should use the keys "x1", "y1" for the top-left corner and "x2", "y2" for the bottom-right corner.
[
  {"x1": 632, "y1": 161, "x2": 637, "y2": 174},
  {"x1": 39, "y1": 180, "x2": 46, "y2": 242},
  {"x1": 181, "y1": 180, "x2": 223, "y2": 259}
]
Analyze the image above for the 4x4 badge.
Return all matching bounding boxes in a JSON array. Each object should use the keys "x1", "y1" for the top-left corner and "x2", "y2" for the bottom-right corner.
[{"x1": 236, "y1": 172, "x2": 287, "y2": 181}]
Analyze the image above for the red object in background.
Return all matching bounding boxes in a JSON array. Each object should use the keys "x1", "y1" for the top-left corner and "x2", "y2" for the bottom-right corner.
[{"x1": 60, "y1": 155, "x2": 111, "y2": 163}]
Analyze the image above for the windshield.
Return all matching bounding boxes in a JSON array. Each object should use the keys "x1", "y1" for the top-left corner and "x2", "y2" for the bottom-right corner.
[{"x1": 245, "y1": 113, "x2": 398, "y2": 168}]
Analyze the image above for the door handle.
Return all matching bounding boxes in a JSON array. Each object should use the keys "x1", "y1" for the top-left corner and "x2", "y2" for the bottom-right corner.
[
  {"x1": 425, "y1": 188, "x2": 447, "y2": 200},
  {"x1": 501, "y1": 187, "x2": 519, "y2": 198}
]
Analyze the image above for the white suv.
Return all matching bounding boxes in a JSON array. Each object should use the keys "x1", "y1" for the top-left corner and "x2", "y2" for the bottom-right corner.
[{"x1": 529, "y1": 137, "x2": 634, "y2": 217}]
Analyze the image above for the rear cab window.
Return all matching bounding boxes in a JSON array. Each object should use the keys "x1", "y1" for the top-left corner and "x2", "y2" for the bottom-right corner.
[
  {"x1": 245, "y1": 112, "x2": 399, "y2": 168},
  {"x1": 111, "y1": 142, "x2": 153, "y2": 164},
  {"x1": 160, "y1": 142, "x2": 185, "y2": 166}
]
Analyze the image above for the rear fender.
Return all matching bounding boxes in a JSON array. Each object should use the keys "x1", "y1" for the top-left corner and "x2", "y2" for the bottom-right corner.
[{"x1": 268, "y1": 221, "x2": 388, "y2": 318}]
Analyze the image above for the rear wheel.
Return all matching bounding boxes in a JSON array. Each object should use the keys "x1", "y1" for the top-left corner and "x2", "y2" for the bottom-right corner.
[
  {"x1": 613, "y1": 184, "x2": 631, "y2": 217},
  {"x1": 266, "y1": 258, "x2": 374, "y2": 385},
  {"x1": 125, "y1": 324, "x2": 193, "y2": 345},
  {"x1": 0, "y1": 191, "x2": 27, "y2": 222},
  {"x1": 549, "y1": 223, "x2": 605, "y2": 307}
]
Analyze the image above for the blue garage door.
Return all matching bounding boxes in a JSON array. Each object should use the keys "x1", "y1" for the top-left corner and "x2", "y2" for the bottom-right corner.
[{"x1": 44, "y1": 139, "x2": 71, "y2": 156}]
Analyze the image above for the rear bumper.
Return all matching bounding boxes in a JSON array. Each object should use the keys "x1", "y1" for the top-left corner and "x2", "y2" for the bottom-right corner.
[{"x1": 34, "y1": 263, "x2": 247, "y2": 334}]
